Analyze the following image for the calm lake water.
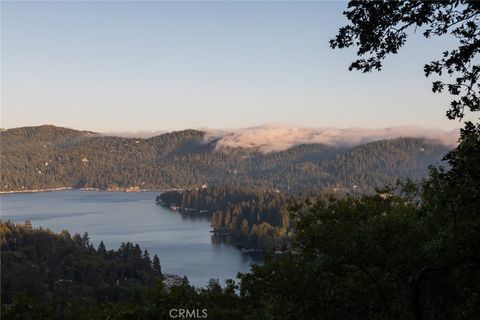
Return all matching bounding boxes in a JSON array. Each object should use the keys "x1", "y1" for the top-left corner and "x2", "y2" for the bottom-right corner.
[{"x1": 0, "y1": 190, "x2": 262, "y2": 287}]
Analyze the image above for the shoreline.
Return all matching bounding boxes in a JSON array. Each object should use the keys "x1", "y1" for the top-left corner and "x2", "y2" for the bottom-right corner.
[
  {"x1": 0, "y1": 187, "x2": 184, "y2": 195},
  {"x1": 0, "y1": 187, "x2": 75, "y2": 194}
]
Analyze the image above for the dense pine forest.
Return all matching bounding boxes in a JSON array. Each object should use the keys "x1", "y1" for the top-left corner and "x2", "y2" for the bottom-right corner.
[
  {"x1": 0, "y1": 221, "x2": 164, "y2": 318},
  {"x1": 158, "y1": 187, "x2": 304, "y2": 250},
  {"x1": 2, "y1": 1, "x2": 479, "y2": 319},
  {"x1": 0, "y1": 125, "x2": 449, "y2": 193},
  {"x1": 2, "y1": 123, "x2": 479, "y2": 320}
]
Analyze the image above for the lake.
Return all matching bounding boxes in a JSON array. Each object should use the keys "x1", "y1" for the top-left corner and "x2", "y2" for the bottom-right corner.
[{"x1": 0, "y1": 190, "x2": 262, "y2": 288}]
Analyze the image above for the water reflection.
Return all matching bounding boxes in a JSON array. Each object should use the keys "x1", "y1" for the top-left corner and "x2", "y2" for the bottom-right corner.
[{"x1": 1, "y1": 190, "x2": 263, "y2": 287}]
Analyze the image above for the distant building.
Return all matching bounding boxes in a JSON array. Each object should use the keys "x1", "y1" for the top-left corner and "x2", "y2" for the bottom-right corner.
[
  {"x1": 163, "y1": 274, "x2": 189, "y2": 290},
  {"x1": 380, "y1": 192, "x2": 393, "y2": 199}
]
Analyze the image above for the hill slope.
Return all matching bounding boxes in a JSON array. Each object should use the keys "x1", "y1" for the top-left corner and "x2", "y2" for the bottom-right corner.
[{"x1": 0, "y1": 125, "x2": 451, "y2": 192}]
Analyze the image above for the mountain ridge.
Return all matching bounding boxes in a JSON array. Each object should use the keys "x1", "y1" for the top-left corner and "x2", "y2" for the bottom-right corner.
[
  {"x1": 1, "y1": 125, "x2": 451, "y2": 193},
  {"x1": 1, "y1": 124, "x2": 457, "y2": 148}
]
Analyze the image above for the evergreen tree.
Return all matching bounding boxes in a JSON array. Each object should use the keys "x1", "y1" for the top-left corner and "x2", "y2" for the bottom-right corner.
[
  {"x1": 98, "y1": 241, "x2": 107, "y2": 256},
  {"x1": 152, "y1": 254, "x2": 162, "y2": 275}
]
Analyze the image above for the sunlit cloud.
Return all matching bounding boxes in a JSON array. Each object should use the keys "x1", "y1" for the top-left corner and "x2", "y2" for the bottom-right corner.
[
  {"x1": 204, "y1": 125, "x2": 458, "y2": 153},
  {"x1": 99, "y1": 125, "x2": 458, "y2": 153}
]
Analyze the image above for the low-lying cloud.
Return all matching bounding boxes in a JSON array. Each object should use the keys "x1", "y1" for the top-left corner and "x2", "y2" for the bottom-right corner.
[
  {"x1": 204, "y1": 125, "x2": 458, "y2": 153},
  {"x1": 99, "y1": 125, "x2": 458, "y2": 153}
]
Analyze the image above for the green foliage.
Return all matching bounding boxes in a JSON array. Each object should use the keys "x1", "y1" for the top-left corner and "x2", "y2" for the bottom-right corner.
[
  {"x1": 331, "y1": 1, "x2": 480, "y2": 120},
  {"x1": 0, "y1": 125, "x2": 449, "y2": 193},
  {"x1": 240, "y1": 194, "x2": 424, "y2": 320},
  {"x1": 0, "y1": 221, "x2": 250, "y2": 320},
  {"x1": 2, "y1": 1, "x2": 478, "y2": 318},
  {"x1": 158, "y1": 187, "x2": 300, "y2": 250},
  {"x1": 238, "y1": 126, "x2": 480, "y2": 320},
  {"x1": 1, "y1": 127, "x2": 478, "y2": 320},
  {"x1": 1, "y1": 294, "x2": 52, "y2": 320},
  {"x1": 0, "y1": 221, "x2": 163, "y2": 308}
]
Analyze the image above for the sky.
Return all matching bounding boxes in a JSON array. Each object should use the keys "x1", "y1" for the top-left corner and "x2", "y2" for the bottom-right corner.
[{"x1": 0, "y1": 1, "x2": 468, "y2": 133}]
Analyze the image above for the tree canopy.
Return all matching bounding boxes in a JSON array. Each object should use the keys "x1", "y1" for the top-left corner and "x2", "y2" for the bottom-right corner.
[
  {"x1": 2, "y1": 3, "x2": 480, "y2": 319},
  {"x1": 1, "y1": 125, "x2": 447, "y2": 193},
  {"x1": 330, "y1": 0, "x2": 480, "y2": 120}
]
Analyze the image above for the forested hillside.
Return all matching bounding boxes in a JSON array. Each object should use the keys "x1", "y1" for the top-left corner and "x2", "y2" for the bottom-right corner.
[
  {"x1": 158, "y1": 187, "x2": 304, "y2": 249},
  {"x1": 1, "y1": 124, "x2": 478, "y2": 320},
  {"x1": 1, "y1": 125, "x2": 450, "y2": 193},
  {"x1": 0, "y1": 221, "x2": 163, "y2": 309}
]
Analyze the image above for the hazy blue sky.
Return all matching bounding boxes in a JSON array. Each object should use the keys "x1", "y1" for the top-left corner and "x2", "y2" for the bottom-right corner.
[{"x1": 1, "y1": 1, "x2": 465, "y2": 132}]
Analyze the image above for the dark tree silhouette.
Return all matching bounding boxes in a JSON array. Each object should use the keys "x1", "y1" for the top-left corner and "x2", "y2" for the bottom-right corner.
[
  {"x1": 152, "y1": 254, "x2": 162, "y2": 275},
  {"x1": 330, "y1": 0, "x2": 480, "y2": 120},
  {"x1": 98, "y1": 240, "x2": 107, "y2": 255}
]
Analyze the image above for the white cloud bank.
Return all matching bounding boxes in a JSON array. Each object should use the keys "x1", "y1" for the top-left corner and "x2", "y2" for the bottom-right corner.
[
  {"x1": 101, "y1": 125, "x2": 458, "y2": 153},
  {"x1": 204, "y1": 125, "x2": 458, "y2": 153}
]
